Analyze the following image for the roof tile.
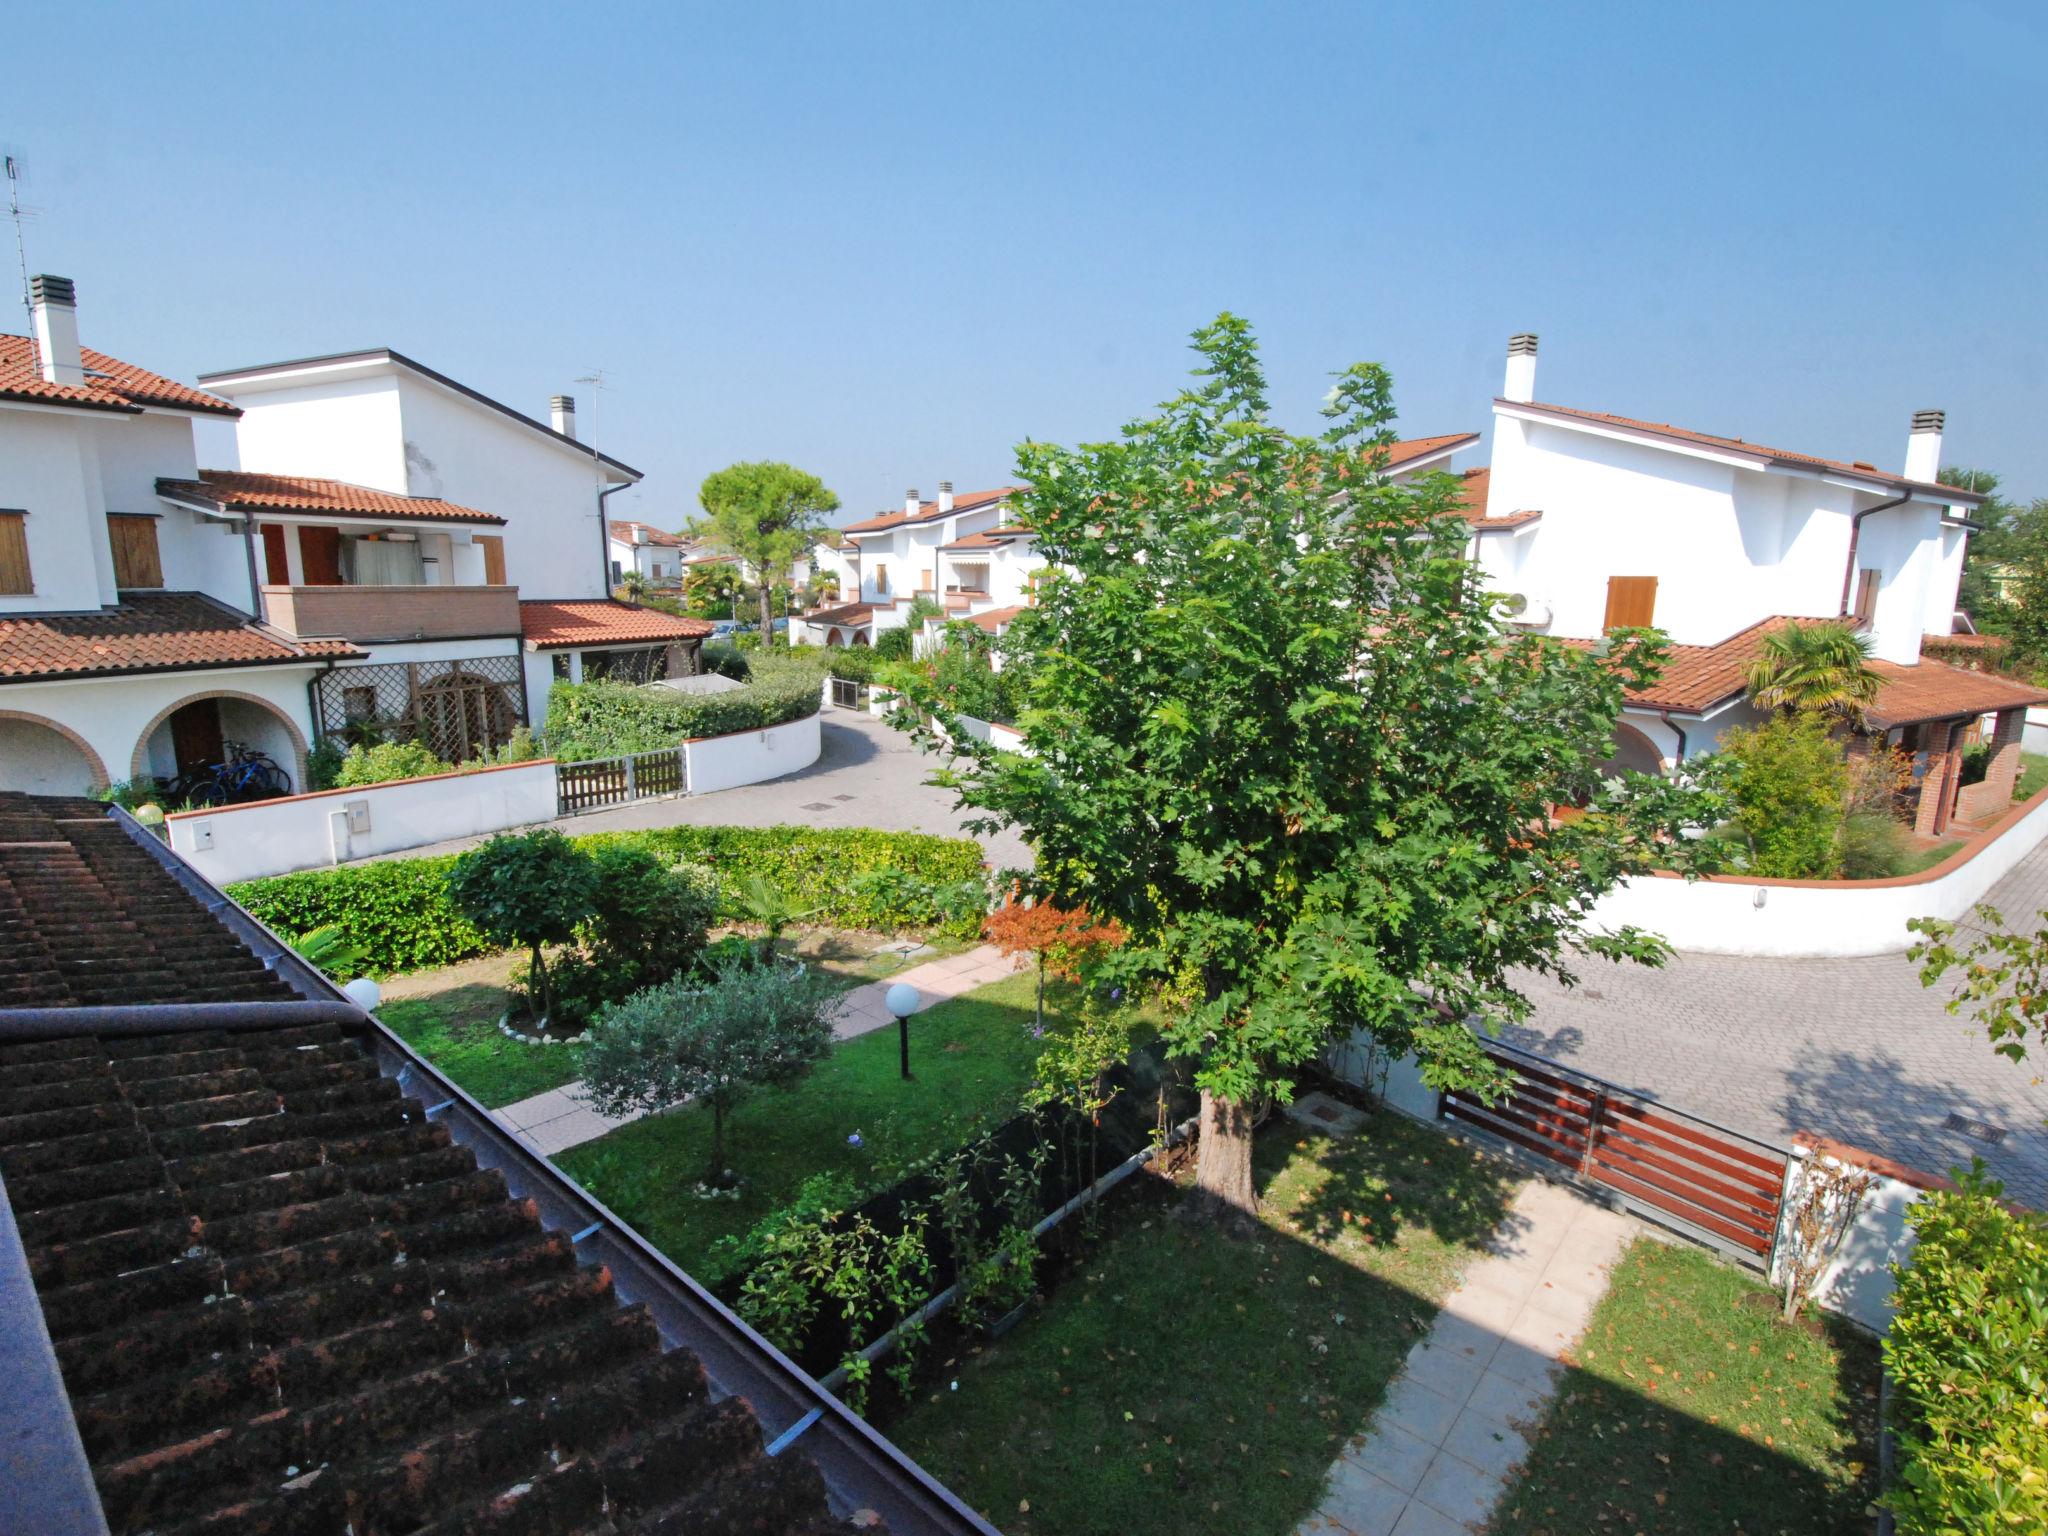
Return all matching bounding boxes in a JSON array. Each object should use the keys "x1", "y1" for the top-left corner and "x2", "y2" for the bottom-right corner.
[
  {"x1": 0, "y1": 334, "x2": 239, "y2": 418},
  {"x1": 519, "y1": 598, "x2": 713, "y2": 649},
  {"x1": 160, "y1": 470, "x2": 504, "y2": 526},
  {"x1": 0, "y1": 592, "x2": 359, "y2": 683}
]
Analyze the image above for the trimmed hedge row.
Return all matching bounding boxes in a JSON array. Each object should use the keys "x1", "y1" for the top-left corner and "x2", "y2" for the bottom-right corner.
[
  {"x1": 229, "y1": 824, "x2": 988, "y2": 977},
  {"x1": 1885, "y1": 1165, "x2": 2048, "y2": 1534},
  {"x1": 544, "y1": 656, "x2": 822, "y2": 762}
]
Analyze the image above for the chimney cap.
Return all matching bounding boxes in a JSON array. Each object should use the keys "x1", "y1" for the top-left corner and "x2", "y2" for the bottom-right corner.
[
  {"x1": 938, "y1": 480, "x2": 953, "y2": 493},
  {"x1": 29, "y1": 274, "x2": 76, "y2": 308},
  {"x1": 1507, "y1": 332, "x2": 1538, "y2": 356},
  {"x1": 550, "y1": 394, "x2": 576, "y2": 413},
  {"x1": 905, "y1": 488, "x2": 920, "y2": 501},
  {"x1": 1911, "y1": 408, "x2": 1946, "y2": 433}
]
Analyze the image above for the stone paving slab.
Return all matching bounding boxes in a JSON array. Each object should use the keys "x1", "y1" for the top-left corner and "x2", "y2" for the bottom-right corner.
[{"x1": 1300, "y1": 1178, "x2": 1638, "y2": 1536}]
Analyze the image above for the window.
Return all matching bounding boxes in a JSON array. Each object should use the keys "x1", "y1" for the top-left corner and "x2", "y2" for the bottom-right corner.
[
  {"x1": 552, "y1": 653, "x2": 573, "y2": 680},
  {"x1": 1854, "y1": 568, "x2": 1880, "y2": 626},
  {"x1": 1603, "y1": 575, "x2": 1658, "y2": 632},
  {"x1": 341, "y1": 534, "x2": 423, "y2": 586},
  {"x1": 874, "y1": 563, "x2": 889, "y2": 594},
  {"x1": 0, "y1": 511, "x2": 31, "y2": 595},
  {"x1": 610, "y1": 558, "x2": 623, "y2": 586},
  {"x1": 107, "y1": 514, "x2": 164, "y2": 588},
  {"x1": 342, "y1": 685, "x2": 378, "y2": 723}
]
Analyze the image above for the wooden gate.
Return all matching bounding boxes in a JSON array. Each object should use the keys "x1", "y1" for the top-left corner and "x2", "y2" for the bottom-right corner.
[
  {"x1": 1444, "y1": 1043, "x2": 1787, "y2": 1263},
  {"x1": 556, "y1": 747, "x2": 689, "y2": 815}
]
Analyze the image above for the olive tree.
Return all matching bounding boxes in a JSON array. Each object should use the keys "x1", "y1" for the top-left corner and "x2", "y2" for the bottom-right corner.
[{"x1": 896, "y1": 315, "x2": 1723, "y2": 1222}]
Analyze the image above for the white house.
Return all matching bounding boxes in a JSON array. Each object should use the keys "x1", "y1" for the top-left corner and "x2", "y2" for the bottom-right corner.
[
  {"x1": 607, "y1": 518, "x2": 690, "y2": 588},
  {"x1": 1465, "y1": 333, "x2": 2048, "y2": 832},
  {"x1": 0, "y1": 279, "x2": 705, "y2": 800}
]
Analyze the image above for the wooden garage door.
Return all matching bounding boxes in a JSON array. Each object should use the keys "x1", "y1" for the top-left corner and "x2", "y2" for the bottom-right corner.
[{"x1": 1603, "y1": 575, "x2": 1658, "y2": 631}]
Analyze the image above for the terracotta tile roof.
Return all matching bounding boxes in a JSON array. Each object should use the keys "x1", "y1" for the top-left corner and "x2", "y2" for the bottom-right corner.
[
  {"x1": 802, "y1": 601, "x2": 879, "y2": 626},
  {"x1": 841, "y1": 488, "x2": 1025, "y2": 535},
  {"x1": 0, "y1": 592, "x2": 360, "y2": 684},
  {"x1": 1923, "y1": 630, "x2": 2005, "y2": 650},
  {"x1": 937, "y1": 529, "x2": 1029, "y2": 552},
  {"x1": 1381, "y1": 431, "x2": 1481, "y2": 468},
  {"x1": 159, "y1": 470, "x2": 504, "y2": 526},
  {"x1": 610, "y1": 519, "x2": 688, "y2": 549},
  {"x1": 1505, "y1": 400, "x2": 1984, "y2": 504},
  {"x1": 0, "y1": 334, "x2": 239, "y2": 418},
  {"x1": 0, "y1": 796, "x2": 301, "y2": 1007},
  {"x1": 1452, "y1": 468, "x2": 1542, "y2": 531},
  {"x1": 966, "y1": 604, "x2": 1028, "y2": 632},
  {"x1": 519, "y1": 598, "x2": 713, "y2": 649},
  {"x1": 1602, "y1": 616, "x2": 1794, "y2": 712}
]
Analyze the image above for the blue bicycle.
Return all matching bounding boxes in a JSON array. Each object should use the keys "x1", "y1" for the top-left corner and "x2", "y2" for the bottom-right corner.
[{"x1": 170, "y1": 740, "x2": 292, "y2": 807}]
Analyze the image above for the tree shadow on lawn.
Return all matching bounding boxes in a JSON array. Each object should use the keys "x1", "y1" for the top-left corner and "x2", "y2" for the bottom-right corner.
[{"x1": 885, "y1": 1117, "x2": 1880, "y2": 1536}]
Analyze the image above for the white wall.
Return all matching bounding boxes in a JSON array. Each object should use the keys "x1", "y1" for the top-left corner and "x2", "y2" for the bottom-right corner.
[
  {"x1": 683, "y1": 712, "x2": 820, "y2": 793},
  {"x1": 0, "y1": 408, "x2": 112, "y2": 612},
  {"x1": 0, "y1": 715, "x2": 101, "y2": 794},
  {"x1": 1769, "y1": 1141, "x2": 1933, "y2": 1333},
  {"x1": 1588, "y1": 782, "x2": 2048, "y2": 956},
  {"x1": 226, "y1": 375, "x2": 410, "y2": 493},
  {"x1": 165, "y1": 759, "x2": 557, "y2": 883}
]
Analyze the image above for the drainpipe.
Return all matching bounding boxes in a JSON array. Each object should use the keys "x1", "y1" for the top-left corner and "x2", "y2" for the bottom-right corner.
[
  {"x1": 1658, "y1": 711, "x2": 1689, "y2": 768},
  {"x1": 1838, "y1": 493, "x2": 1912, "y2": 617},
  {"x1": 240, "y1": 513, "x2": 263, "y2": 618},
  {"x1": 599, "y1": 481, "x2": 634, "y2": 597}
]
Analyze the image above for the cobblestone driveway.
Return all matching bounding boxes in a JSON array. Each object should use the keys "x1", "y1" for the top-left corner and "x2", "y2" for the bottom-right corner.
[{"x1": 1503, "y1": 846, "x2": 2048, "y2": 1209}]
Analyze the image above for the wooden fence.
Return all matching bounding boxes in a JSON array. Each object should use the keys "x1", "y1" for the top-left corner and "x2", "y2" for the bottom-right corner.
[
  {"x1": 555, "y1": 746, "x2": 688, "y2": 815},
  {"x1": 1444, "y1": 1042, "x2": 1787, "y2": 1262}
]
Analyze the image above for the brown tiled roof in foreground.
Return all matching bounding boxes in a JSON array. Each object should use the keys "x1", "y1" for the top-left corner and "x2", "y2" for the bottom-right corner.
[
  {"x1": 0, "y1": 796, "x2": 300, "y2": 1009},
  {"x1": 159, "y1": 470, "x2": 506, "y2": 526},
  {"x1": 519, "y1": 599, "x2": 714, "y2": 649},
  {"x1": 1, "y1": 333, "x2": 240, "y2": 418},
  {"x1": 0, "y1": 592, "x2": 361, "y2": 683}
]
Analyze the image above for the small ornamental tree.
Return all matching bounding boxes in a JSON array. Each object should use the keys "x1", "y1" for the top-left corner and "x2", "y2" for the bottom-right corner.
[
  {"x1": 445, "y1": 830, "x2": 598, "y2": 1024},
  {"x1": 983, "y1": 897, "x2": 1126, "y2": 1034},
  {"x1": 892, "y1": 315, "x2": 1724, "y2": 1222},
  {"x1": 579, "y1": 957, "x2": 838, "y2": 1179}
]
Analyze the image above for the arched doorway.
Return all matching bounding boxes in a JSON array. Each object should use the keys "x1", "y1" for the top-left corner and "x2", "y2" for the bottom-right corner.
[
  {"x1": 133, "y1": 689, "x2": 310, "y2": 794},
  {"x1": 1598, "y1": 721, "x2": 1668, "y2": 778},
  {"x1": 0, "y1": 710, "x2": 110, "y2": 795},
  {"x1": 851, "y1": 631, "x2": 870, "y2": 647},
  {"x1": 825, "y1": 629, "x2": 843, "y2": 648}
]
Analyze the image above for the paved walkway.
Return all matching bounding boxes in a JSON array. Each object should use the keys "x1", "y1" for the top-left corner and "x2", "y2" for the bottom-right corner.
[
  {"x1": 1301, "y1": 1179, "x2": 1639, "y2": 1536},
  {"x1": 380, "y1": 709, "x2": 1034, "y2": 873},
  {"x1": 1503, "y1": 839, "x2": 2048, "y2": 1209},
  {"x1": 490, "y1": 943, "x2": 1018, "y2": 1157}
]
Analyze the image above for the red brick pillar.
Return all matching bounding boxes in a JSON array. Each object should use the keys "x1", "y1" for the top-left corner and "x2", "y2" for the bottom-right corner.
[
  {"x1": 1982, "y1": 707, "x2": 2027, "y2": 807},
  {"x1": 1915, "y1": 721, "x2": 1956, "y2": 836}
]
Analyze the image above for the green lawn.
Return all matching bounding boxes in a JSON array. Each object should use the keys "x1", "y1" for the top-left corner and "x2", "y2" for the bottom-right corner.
[
  {"x1": 2018, "y1": 751, "x2": 2048, "y2": 802},
  {"x1": 1900, "y1": 839, "x2": 1965, "y2": 875},
  {"x1": 377, "y1": 961, "x2": 583, "y2": 1109},
  {"x1": 886, "y1": 1114, "x2": 1520, "y2": 1536},
  {"x1": 556, "y1": 969, "x2": 1053, "y2": 1281},
  {"x1": 1486, "y1": 1238, "x2": 1881, "y2": 1536}
]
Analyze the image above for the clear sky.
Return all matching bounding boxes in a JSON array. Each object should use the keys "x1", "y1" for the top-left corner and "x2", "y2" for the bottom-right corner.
[{"x1": 7, "y1": 1, "x2": 2044, "y2": 526}]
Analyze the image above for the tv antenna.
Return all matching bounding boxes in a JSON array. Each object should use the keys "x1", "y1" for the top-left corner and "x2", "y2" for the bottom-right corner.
[{"x1": 6, "y1": 155, "x2": 34, "y2": 356}]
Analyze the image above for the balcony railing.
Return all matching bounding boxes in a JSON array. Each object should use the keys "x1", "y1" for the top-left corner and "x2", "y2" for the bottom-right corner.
[{"x1": 260, "y1": 583, "x2": 521, "y2": 644}]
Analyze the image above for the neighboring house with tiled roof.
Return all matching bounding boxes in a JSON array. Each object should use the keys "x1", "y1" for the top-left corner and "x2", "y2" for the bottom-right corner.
[
  {"x1": 1470, "y1": 333, "x2": 2031, "y2": 833},
  {"x1": 0, "y1": 792, "x2": 998, "y2": 1536},
  {"x1": 2, "y1": 278, "x2": 705, "y2": 800},
  {"x1": 608, "y1": 518, "x2": 695, "y2": 587}
]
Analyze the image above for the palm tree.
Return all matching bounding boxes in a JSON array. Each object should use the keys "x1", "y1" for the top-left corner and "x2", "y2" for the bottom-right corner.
[
  {"x1": 617, "y1": 570, "x2": 651, "y2": 603},
  {"x1": 1745, "y1": 620, "x2": 1882, "y2": 721}
]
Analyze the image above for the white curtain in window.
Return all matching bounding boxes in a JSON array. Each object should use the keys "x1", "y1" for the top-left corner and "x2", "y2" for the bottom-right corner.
[{"x1": 343, "y1": 536, "x2": 424, "y2": 585}]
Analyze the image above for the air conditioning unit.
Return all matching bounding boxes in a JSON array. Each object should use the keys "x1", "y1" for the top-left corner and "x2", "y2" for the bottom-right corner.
[{"x1": 1496, "y1": 590, "x2": 1552, "y2": 627}]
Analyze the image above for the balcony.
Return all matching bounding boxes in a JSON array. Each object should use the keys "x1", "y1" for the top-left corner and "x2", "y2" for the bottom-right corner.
[{"x1": 260, "y1": 583, "x2": 521, "y2": 644}]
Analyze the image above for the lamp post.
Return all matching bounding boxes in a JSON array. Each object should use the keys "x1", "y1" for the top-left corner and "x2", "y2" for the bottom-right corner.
[{"x1": 885, "y1": 982, "x2": 919, "y2": 1080}]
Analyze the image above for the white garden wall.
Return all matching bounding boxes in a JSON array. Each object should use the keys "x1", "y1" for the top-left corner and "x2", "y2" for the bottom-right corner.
[
  {"x1": 1769, "y1": 1136, "x2": 1941, "y2": 1333},
  {"x1": 165, "y1": 759, "x2": 557, "y2": 883},
  {"x1": 683, "y1": 712, "x2": 820, "y2": 794},
  {"x1": 1587, "y1": 784, "x2": 2048, "y2": 957}
]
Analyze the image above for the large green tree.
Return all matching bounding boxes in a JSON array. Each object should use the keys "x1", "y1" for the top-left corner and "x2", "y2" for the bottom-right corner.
[
  {"x1": 694, "y1": 462, "x2": 841, "y2": 643},
  {"x1": 899, "y1": 315, "x2": 1722, "y2": 1219}
]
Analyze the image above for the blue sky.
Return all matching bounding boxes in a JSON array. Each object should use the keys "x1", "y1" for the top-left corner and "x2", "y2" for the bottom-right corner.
[{"x1": 8, "y1": 1, "x2": 2044, "y2": 525}]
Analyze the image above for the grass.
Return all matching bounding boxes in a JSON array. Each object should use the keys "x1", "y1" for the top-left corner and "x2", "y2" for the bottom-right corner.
[
  {"x1": 1486, "y1": 1238, "x2": 1881, "y2": 1536},
  {"x1": 884, "y1": 1113, "x2": 1521, "y2": 1536},
  {"x1": 375, "y1": 953, "x2": 583, "y2": 1109},
  {"x1": 2018, "y1": 751, "x2": 2048, "y2": 801},
  {"x1": 555, "y1": 968, "x2": 1054, "y2": 1280},
  {"x1": 788, "y1": 925, "x2": 983, "y2": 995},
  {"x1": 1899, "y1": 838, "x2": 1965, "y2": 875}
]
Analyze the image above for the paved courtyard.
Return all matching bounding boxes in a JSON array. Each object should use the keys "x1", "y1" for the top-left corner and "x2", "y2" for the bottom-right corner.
[{"x1": 1502, "y1": 842, "x2": 2048, "y2": 1209}]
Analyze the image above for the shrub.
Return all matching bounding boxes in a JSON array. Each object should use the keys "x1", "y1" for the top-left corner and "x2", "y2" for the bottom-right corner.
[
  {"x1": 552, "y1": 848, "x2": 721, "y2": 1025},
  {"x1": 306, "y1": 738, "x2": 346, "y2": 792},
  {"x1": 543, "y1": 659, "x2": 821, "y2": 761},
  {"x1": 825, "y1": 647, "x2": 876, "y2": 684},
  {"x1": 96, "y1": 777, "x2": 168, "y2": 811},
  {"x1": 1885, "y1": 1164, "x2": 2048, "y2": 1535},
  {"x1": 481, "y1": 725, "x2": 545, "y2": 766},
  {"x1": 874, "y1": 625, "x2": 914, "y2": 661},
  {"x1": 228, "y1": 825, "x2": 988, "y2": 974},
  {"x1": 1836, "y1": 811, "x2": 1914, "y2": 879},
  {"x1": 333, "y1": 739, "x2": 453, "y2": 788},
  {"x1": 445, "y1": 831, "x2": 599, "y2": 1022},
  {"x1": 701, "y1": 642, "x2": 749, "y2": 680},
  {"x1": 1719, "y1": 713, "x2": 1850, "y2": 878}
]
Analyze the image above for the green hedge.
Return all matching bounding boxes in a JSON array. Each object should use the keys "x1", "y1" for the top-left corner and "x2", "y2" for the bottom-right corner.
[
  {"x1": 544, "y1": 657, "x2": 822, "y2": 761},
  {"x1": 1885, "y1": 1164, "x2": 2048, "y2": 1534},
  {"x1": 229, "y1": 824, "x2": 987, "y2": 976}
]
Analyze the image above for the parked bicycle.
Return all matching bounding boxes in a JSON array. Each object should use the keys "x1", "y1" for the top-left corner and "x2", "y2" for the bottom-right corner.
[{"x1": 169, "y1": 741, "x2": 292, "y2": 807}]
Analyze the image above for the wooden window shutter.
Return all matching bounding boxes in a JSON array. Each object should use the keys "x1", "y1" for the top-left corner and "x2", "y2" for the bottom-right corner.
[
  {"x1": 0, "y1": 513, "x2": 32, "y2": 595},
  {"x1": 475, "y1": 534, "x2": 506, "y2": 585},
  {"x1": 259, "y1": 523, "x2": 290, "y2": 585},
  {"x1": 299, "y1": 525, "x2": 344, "y2": 586},
  {"x1": 1854, "y1": 568, "x2": 1880, "y2": 625},
  {"x1": 107, "y1": 514, "x2": 165, "y2": 589},
  {"x1": 1603, "y1": 575, "x2": 1658, "y2": 632}
]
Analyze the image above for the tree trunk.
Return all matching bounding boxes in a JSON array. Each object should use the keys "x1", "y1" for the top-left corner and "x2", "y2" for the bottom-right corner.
[
  {"x1": 1190, "y1": 1089, "x2": 1259, "y2": 1226},
  {"x1": 529, "y1": 945, "x2": 550, "y2": 1026},
  {"x1": 1035, "y1": 956, "x2": 1046, "y2": 1034},
  {"x1": 710, "y1": 1097, "x2": 727, "y2": 1180},
  {"x1": 758, "y1": 576, "x2": 775, "y2": 648}
]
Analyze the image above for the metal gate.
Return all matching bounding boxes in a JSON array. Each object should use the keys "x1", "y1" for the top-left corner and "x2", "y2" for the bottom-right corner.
[
  {"x1": 1443, "y1": 1041, "x2": 1788, "y2": 1264},
  {"x1": 829, "y1": 676, "x2": 868, "y2": 710}
]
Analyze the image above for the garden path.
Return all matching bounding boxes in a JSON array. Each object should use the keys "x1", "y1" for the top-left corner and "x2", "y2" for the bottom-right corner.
[
  {"x1": 1299, "y1": 1177, "x2": 1639, "y2": 1536},
  {"x1": 489, "y1": 943, "x2": 1017, "y2": 1157}
]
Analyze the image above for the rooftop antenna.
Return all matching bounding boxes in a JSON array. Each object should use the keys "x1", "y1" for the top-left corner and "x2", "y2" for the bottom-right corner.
[
  {"x1": 6, "y1": 155, "x2": 34, "y2": 364},
  {"x1": 575, "y1": 367, "x2": 624, "y2": 596}
]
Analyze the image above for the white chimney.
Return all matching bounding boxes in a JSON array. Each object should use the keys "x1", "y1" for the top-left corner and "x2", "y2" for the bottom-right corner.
[
  {"x1": 938, "y1": 481, "x2": 955, "y2": 513},
  {"x1": 30, "y1": 275, "x2": 83, "y2": 386},
  {"x1": 1904, "y1": 408, "x2": 1944, "y2": 483},
  {"x1": 1503, "y1": 333, "x2": 1538, "y2": 404},
  {"x1": 633, "y1": 525, "x2": 649, "y2": 546},
  {"x1": 551, "y1": 393, "x2": 577, "y2": 440},
  {"x1": 904, "y1": 488, "x2": 921, "y2": 516}
]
